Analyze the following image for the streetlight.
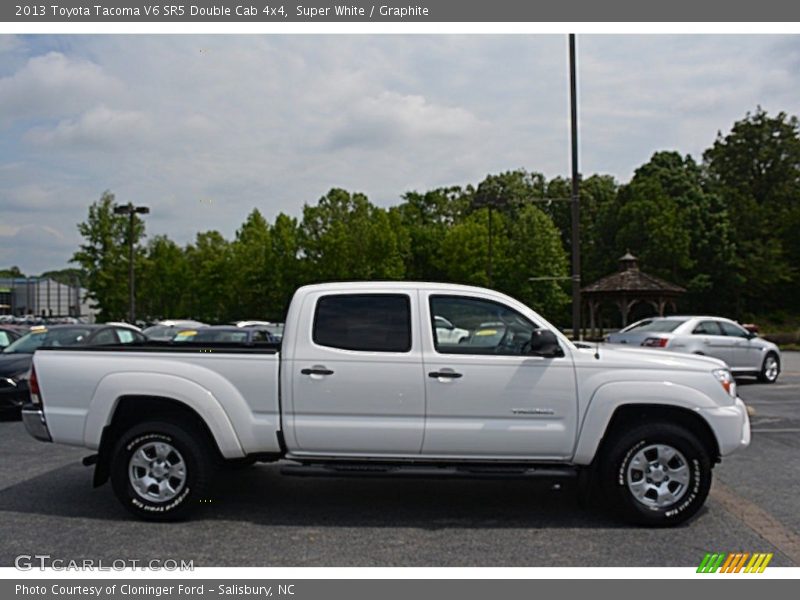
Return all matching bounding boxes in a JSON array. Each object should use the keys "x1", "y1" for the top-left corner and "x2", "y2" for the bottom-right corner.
[{"x1": 113, "y1": 202, "x2": 150, "y2": 324}]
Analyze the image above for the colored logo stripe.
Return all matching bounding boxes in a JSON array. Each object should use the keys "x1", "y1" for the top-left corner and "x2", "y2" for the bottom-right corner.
[{"x1": 697, "y1": 552, "x2": 772, "y2": 573}]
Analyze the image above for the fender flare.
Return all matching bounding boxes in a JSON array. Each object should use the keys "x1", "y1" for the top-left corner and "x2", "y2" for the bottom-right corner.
[
  {"x1": 572, "y1": 380, "x2": 717, "y2": 465},
  {"x1": 83, "y1": 371, "x2": 245, "y2": 458}
]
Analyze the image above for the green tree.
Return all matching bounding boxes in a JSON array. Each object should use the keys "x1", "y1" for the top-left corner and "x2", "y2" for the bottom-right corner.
[
  {"x1": 266, "y1": 212, "x2": 302, "y2": 319},
  {"x1": 138, "y1": 236, "x2": 190, "y2": 321},
  {"x1": 703, "y1": 107, "x2": 800, "y2": 317},
  {"x1": 184, "y1": 231, "x2": 233, "y2": 322},
  {"x1": 392, "y1": 186, "x2": 470, "y2": 282},
  {"x1": 0, "y1": 266, "x2": 25, "y2": 278},
  {"x1": 230, "y1": 209, "x2": 273, "y2": 319},
  {"x1": 500, "y1": 204, "x2": 570, "y2": 317},
  {"x1": 299, "y1": 189, "x2": 407, "y2": 281},
  {"x1": 435, "y1": 209, "x2": 502, "y2": 288},
  {"x1": 71, "y1": 191, "x2": 145, "y2": 321}
]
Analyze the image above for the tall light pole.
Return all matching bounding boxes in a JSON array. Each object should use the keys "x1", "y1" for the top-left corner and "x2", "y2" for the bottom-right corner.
[
  {"x1": 114, "y1": 203, "x2": 150, "y2": 324},
  {"x1": 472, "y1": 193, "x2": 507, "y2": 287},
  {"x1": 569, "y1": 33, "x2": 582, "y2": 341}
]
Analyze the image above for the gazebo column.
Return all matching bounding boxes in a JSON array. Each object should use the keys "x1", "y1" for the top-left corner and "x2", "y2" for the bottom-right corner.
[
  {"x1": 615, "y1": 297, "x2": 637, "y2": 327},
  {"x1": 587, "y1": 299, "x2": 599, "y2": 339}
]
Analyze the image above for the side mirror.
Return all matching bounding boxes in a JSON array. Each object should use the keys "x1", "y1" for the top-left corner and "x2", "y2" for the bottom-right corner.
[
  {"x1": 746, "y1": 330, "x2": 757, "y2": 339},
  {"x1": 529, "y1": 329, "x2": 564, "y2": 357}
]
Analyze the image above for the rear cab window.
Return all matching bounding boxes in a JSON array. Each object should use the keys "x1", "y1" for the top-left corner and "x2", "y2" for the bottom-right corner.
[
  {"x1": 313, "y1": 294, "x2": 412, "y2": 352},
  {"x1": 693, "y1": 320, "x2": 722, "y2": 335},
  {"x1": 625, "y1": 319, "x2": 685, "y2": 333}
]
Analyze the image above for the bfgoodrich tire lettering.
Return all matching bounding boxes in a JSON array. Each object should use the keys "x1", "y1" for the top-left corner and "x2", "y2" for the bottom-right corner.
[
  {"x1": 602, "y1": 423, "x2": 711, "y2": 526},
  {"x1": 110, "y1": 420, "x2": 213, "y2": 521}
]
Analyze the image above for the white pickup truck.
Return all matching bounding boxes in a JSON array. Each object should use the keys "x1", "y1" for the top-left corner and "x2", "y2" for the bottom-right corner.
[{"x1": 22, "y1": 282, "x2": 750, "y2": 526}]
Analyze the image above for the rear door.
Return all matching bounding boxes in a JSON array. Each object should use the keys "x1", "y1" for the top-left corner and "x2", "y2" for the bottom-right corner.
[
  {"x1": 690, "y1": 320, "x2": 734, "y2": 364},
  {"x1": 284, "y1": 290, "x2": 426, "y2": 456}
]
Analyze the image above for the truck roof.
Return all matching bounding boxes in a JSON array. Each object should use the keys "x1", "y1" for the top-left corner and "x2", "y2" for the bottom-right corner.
[{"x1": 296, "y1": 281, "x2": 497, "y2": 295}]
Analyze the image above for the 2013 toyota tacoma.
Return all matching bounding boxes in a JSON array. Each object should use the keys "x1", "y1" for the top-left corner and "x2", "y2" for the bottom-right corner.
[{"x1": 22, "y1": 282, "x2": 750, "y2": 525}]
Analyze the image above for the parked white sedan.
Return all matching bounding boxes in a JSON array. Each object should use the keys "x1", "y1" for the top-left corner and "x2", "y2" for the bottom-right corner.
[
  {"x1": 606, "y1": 316, "x2": 781, "y2": 383},
  {"x1": 433, "y1": 315, "x2": 470, "y2": 345}
]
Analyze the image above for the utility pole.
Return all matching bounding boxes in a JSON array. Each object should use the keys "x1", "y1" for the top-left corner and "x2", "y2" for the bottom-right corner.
[
  {"x1": 113, "y1": 202, "x2": 150, "y2": 324},
  {"x1": 569, "y1": 33, "x2": 582, "y2": 341}
]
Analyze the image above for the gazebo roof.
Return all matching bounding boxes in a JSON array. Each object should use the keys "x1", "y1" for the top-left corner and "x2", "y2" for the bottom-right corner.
[{"x1": 581, "y1": 252, "x2": 685, "y2": 296}]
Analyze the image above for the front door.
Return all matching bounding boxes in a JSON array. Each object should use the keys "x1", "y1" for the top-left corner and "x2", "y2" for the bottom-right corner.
[
  {"x1": 420, "y1": 292, "x2": 578, "y2": 460},
  {"x1": 718, "y1": 320, "x2": 758, "y2": 370}
]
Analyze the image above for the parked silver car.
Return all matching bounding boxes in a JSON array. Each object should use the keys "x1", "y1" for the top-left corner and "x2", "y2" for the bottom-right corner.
[{"x1": 606, "y1": 316, "x2": 781, "y2": 383}]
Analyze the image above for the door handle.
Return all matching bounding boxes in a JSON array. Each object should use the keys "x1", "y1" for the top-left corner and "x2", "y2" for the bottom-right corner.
[
  {"x1": 428, "y1": 371, "x2": 463, "y2": 379},
  {"x1": 301, "y1": 367, "x2": 334, "y2": 376}
]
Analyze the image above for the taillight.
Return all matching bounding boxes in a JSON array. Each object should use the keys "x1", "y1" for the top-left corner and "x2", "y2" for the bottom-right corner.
[
  {"x1": 29, "y1": 365, "x2": 41, "y2": 406},
  {"x1": 641, "y1": 337, "x2": 669, "y2": 348}
]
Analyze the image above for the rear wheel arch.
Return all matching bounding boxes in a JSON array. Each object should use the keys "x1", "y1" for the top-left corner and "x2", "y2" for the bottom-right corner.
[{"x1": 94, "y1": 395, "x2": 223, "y2": 487}]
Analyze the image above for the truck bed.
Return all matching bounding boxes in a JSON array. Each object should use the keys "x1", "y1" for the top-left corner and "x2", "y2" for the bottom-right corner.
[{"x1": 33, "y1": 343, "x2": 282, "y2": 457}]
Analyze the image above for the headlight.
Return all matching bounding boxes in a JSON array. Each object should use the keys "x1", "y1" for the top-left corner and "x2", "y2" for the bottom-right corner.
[{"x1": 712, "y1": 368, "x2": 737, "y2": 398}]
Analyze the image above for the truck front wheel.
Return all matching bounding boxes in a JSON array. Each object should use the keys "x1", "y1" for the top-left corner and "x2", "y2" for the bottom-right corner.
[
  {"x1": 110, "y1": 420, "x2": 213, "y2": 521},
  {"x1": 601, "y1": 423, "x2": 711, "y2": 526}
]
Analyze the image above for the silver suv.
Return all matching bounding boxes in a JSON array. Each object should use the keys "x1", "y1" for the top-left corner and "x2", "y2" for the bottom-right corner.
[{"x1": 606, "y1": 316, "x2": 781, "y2": 383}]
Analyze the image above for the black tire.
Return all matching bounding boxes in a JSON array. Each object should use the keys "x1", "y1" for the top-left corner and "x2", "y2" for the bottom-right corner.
[
  {"x1": 600, "y1": 423, "x2": 711, "y2": 527},
  {"x1": 110, "y1": 420, "x2": 214, "y2": 521},
  {"x1": 758, "y1": 352, "x2": 780, "y2": 384}
]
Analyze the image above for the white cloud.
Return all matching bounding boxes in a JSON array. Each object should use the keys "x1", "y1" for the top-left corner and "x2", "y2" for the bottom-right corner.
[
  {"x1": 0, "y1": 51, "x2": 123, "y2": 125},
  {"x1": 1, "y1": 34, "x2": 800, "y2": 274},
  {"x1": 327, "y1": 91, "x2": 483, "y2": 149},
  {"x1": 25, "y1": 105, "x2": 152, "y2": 149}
]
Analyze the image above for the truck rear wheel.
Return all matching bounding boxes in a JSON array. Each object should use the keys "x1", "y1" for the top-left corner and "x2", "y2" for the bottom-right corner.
[
  {"x1": 601, "y1": 423, "x2": 711, "y2": 526},
  {"x1": 110, "y1": 420, "x2": 214, "y2": 521}
]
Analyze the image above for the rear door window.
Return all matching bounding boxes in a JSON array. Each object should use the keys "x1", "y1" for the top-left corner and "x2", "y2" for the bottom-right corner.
[
  {"x1": 693, "y1": 320, "x2": 722, "y2": 335},
  {"x1": 90, "y1": 328, "x2": 119, "y2": 345},
  {"x1": 313, "y1": 294, "x2": 411, "y2": 352}
]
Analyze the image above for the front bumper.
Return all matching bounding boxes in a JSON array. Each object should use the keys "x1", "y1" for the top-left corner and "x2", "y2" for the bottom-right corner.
[
  {"x1": 699, "y1": 396, "x2": 751, "y2": 457},
  {"x1": 21, "y1": 404, "x2": 51, "y2": 442}
]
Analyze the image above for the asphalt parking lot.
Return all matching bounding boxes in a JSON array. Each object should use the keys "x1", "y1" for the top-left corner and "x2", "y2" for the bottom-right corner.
[{"x1": 0, "y1": 353, "x2": 798, "y2": 568}]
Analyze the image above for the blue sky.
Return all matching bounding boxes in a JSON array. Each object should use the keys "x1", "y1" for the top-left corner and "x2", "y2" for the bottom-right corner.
[{"x1": 1, "y1": 34, "x2": 799, "y2": 274}]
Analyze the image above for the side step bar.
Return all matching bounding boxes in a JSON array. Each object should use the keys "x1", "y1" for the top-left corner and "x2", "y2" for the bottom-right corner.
[{"x1": 280, "y1": 462, "x2": 578, "y2": 480}]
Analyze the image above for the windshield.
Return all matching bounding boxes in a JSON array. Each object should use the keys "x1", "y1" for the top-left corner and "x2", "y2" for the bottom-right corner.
[
  {"x1": 143, "y1": 325, "x2": 178, "y2": 340},
  {"x1": 2, "y1": 327, "x2": 92, "y2": 353},
  {"x1": 174, "y1": 329, "x2": 250, "y2": 343},
  {"x1": 624, "y1": 319, "x2": 685, "y2": 333}
]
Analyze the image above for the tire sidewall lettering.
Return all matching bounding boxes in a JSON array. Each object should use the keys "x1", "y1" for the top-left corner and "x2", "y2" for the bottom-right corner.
[
  {"x1": 619, "y1": 439, "x2": 701, "y2": 517},
  {"x1": 125, "y1": 432, "x2": 190, "y2": 514}
]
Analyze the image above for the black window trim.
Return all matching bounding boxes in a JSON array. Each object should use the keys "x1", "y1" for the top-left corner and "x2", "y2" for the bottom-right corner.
[
  {"x1": 312, "y1": 292, "x2": 413, "y2": 353},
  {"x1": 428, "y1": 294, "x2": 540, "y2": 356}
]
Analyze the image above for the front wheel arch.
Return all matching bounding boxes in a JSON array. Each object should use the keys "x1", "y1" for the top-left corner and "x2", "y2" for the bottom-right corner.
[{"x1": 596, "y1": 404, "x2": 720, "y2": 465}]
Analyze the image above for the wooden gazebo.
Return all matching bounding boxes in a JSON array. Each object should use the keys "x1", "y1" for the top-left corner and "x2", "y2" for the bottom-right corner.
[{"x1": 581, "y1": 252, "x2": 685, "y2": 337}]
